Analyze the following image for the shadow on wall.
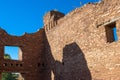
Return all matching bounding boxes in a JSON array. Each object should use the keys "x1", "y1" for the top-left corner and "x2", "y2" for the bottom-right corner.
[
  {"x1": 62, "y1": 43, "x2": 92, "y2": 80},
  {"x1": 45, "y1": 37, "x2": 92, "y2": 80}
]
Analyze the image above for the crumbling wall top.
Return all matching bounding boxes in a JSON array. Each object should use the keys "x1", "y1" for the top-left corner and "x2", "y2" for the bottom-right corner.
[
  {"x1": 43, "y1": 10, "x2": 64, "y2": 31},
  {"x1": 43, "y1": 10, "x2": 64, "y2": 25}
]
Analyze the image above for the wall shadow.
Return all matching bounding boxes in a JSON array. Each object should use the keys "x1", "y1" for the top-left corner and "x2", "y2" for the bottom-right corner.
[
  {"x1": 62, "y1": 43, "x2": 92, "y2": 80},
  {"x1": 45, "y1": 36, "x2": 91, "y2": 80}
]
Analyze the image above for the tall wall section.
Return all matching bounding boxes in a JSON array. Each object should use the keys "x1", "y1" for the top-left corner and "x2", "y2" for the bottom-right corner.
[
  {"x1": 44, "y1": 0, "x2": 120, "y2": 80},
  {"x1": 0, "y1": 29, "x2": 48, "y2": 80}
]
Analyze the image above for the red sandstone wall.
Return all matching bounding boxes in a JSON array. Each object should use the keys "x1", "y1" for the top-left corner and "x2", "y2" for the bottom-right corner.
[
  {"x1": 45, "y1": 0, "x2": 120, "y2": 80},
  {"x1": 0, "y1": 29, "x2": 48, "y2": 80}
]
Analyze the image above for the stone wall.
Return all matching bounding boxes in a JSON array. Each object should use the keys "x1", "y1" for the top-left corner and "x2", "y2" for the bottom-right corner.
[
  {"x1": 44, "y1": 0, "x2": 120, "y2": 80},
  {"x1": 1, "y1": 0, "x2": 120, "y2": 80},
  {"x1": 0, "y1": 29, "x2": 48, "y2": 80}
]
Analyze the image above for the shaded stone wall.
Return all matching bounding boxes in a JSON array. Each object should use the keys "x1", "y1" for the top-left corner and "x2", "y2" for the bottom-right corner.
[
  {"x1": 0, "y1": 29, "x2": 48, "y2": 80},
  {"x1": 44, "y1": 0, "x2": 120, "y2": 80}
]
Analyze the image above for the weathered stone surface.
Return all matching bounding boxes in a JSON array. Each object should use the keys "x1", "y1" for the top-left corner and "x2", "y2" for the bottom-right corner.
[
  {"x1": 0, "y1": 29, "x2": 48, "y2": 80},
  {"x1": 0, "y1": 0, "x2": 120, "y2": 80},
  {"x1": 44, "y1": 0, "x2": 120, "y2": 80}
]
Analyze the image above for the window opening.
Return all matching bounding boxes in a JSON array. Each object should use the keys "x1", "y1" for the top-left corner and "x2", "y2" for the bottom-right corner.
[
  {"x1": 105, "y1": 22, "x2": 118, "y2": 43},
  {"x1": 4, "y1": 46, "x2": 22, "y2": 61}
]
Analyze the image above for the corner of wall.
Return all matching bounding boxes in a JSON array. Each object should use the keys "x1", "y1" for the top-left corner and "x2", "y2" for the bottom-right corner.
[{"x1": 43, "y1": 10, "x2": 65, "y2": 32}]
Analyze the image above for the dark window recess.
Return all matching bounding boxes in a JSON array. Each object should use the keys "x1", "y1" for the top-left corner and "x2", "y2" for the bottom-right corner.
[
  {"x1": 38, "y1": 63, "x2": 40, "y2": 67},
  {"x1": 20, "y1": 64, "x2": 23, "y2": 67},
  {"x1": 42, "y1": 63, "x2": 45, "y2": 67},
  {"x1": 3, "y1": 63, "x2": 7, "y2": 66},
  {"x1": 10, "y1": 63, "x2": 13, "y2": 66},
  {"x1": 16, "y1": 64, "x2": 19, "y2": 66},
  {"x1": 105, "y1": 23, "x2": 118, "y2": 43}
]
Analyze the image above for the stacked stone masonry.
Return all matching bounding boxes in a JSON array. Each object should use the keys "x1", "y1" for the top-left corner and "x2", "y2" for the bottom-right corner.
[{"x1": 0, "y1": 0, "x2": 120, "y2": 80}]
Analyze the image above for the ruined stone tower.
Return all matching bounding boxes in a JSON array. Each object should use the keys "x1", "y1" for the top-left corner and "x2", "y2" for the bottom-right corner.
[{"x1": 0, "y1": 0, "x2": 120, "y2": 80}]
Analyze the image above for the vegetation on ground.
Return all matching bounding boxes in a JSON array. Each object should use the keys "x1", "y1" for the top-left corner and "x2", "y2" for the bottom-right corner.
[{"x1": 2, "y1": 54, "x2": 18, "y2": 80}]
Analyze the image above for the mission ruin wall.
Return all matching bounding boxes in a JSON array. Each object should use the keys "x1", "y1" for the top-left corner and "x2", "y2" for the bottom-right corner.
[
  {"x1": 0, "y1": 0, "x2": 120, "y2": 80},
  {"x1": 44, "y1": 0, "x2": 120, "y2": 80}
]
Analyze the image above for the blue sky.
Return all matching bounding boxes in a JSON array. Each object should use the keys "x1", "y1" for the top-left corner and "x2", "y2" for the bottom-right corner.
[
  {"x1": 1, "y1": 0, "x2": 100, "y2": 60},
  {"x1": 5, "y1": 46, "x2": 19, "y2": 60}
]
